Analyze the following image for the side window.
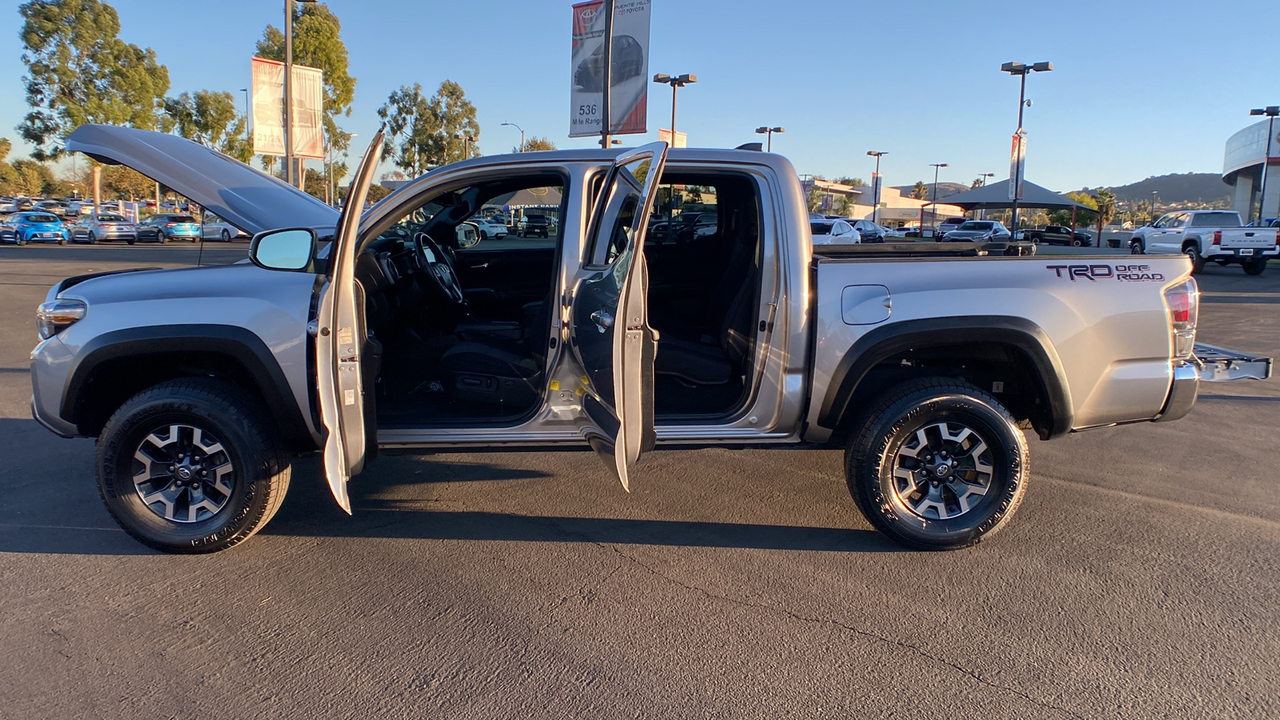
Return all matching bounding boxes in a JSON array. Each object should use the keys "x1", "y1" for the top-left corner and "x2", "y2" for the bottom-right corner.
[
  {"x1": 1170, "y1": 214, "x2": 1187, "y2": 228},
  {"x1": 646, "y1": 183, "x2": 719, "y2": 247},
  {"x1": 587, "y1": 158, "x2": 653, "y2": 267}
]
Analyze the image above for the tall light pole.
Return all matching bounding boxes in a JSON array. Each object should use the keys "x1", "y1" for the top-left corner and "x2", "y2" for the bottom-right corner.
[
  {"x1": 239, "y1": 87, "x2": 250, "y2": 143},
  {"x1": 1151, "y1": 190, "x2": 1159, "y2": 224},
  {"x1": 653, "y1": 73, "x2": 697, "y2": 139},
  {"x1": 755, "y1": 126, "x2": 784, "y2": 151},
  {"x1": 1001, "y1": 61, "x2": 1052, "y2": 233},
  {"x1": 454, "y1": 133, "x2": 476, "y2": 160},
  {"x1": 927, "y1": 162, "x2": 948, "y2": 236},
  {"x1": 867, "y1": 151, "x2": 887, "y2": 225},
  {"x1": 1249, "y1": 106, "x2": 1279, "y2": 224},
  {"x1": 501, "y1": 121, "x2": 525, "y2": 152}
]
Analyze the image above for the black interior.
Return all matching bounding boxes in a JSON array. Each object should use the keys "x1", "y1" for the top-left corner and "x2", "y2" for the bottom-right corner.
[{"x1": 355, "y1": 170, "x2": 763, "y2": 429}]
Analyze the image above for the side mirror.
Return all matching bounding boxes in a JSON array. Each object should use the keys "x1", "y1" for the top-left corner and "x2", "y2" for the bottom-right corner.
[
  {"x1": 456, "y1": 221, "x2": 481, "y2": 249},
  {"x1": 249, "y1": 228, "x2": 316, "y2": 271}
]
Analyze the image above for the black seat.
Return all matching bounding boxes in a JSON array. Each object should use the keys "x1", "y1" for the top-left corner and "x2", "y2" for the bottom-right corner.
[
  {"x1": 654, "y1": 231, "x2": 757, "y2": 385},
  {"x1": 437, "y1": 296, "x2": 552, "y2": 409}
]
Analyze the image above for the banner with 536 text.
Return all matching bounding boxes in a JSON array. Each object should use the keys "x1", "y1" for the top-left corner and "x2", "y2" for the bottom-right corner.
[{"x1": 569, "y1": 0, "x2": 650, "y2": 138}]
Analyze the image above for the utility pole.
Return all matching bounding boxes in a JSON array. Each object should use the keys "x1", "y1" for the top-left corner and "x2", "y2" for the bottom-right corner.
[{"x1": 598, "y1": 0, "x2": 615, "y2": 149}]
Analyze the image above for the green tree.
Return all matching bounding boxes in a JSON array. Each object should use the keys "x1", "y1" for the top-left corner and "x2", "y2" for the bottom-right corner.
[
  {"x1": 834, "y1": 176, "x2": 866, "y2": 187},
  {"x1": 163, "y1": 90, "x2": 251, "y2": 162},
  {"x1": 425, "y1": 80, "x2": 480, "y2": 166},
  {"x1": 256, "y1": 2, "x2": 356, "y2": 178},
  {"x1": 836, "y1": 195, "x2": 856, "y2": 217},
  {"x1": 518, "y1": 136, "x2": 557, "y2": 153},
  {"x1": 1093, "y1": 187, "x2": 1117, "y2": 238},
  {"x1": 0, "y1": 139, "x2": 15, "y2": 195},
  {"x1": 377, "y1": 83, "x2": 436, "y2": 175},
  {"x1": 1048, "y1": 191, "x2": 1098, "y2": 227},
  {"x1": 11, "y1": 158, "x2": 56, "y2": 196},
  {"x1": 807, "y1": 185, "x2": 823, "y2": 213},
  {"x1": 18, "y1": 0, "x2": 169, "y2": 160},
  {"x1": 911, "y1": 181, "x2": 928, "y2": 200},
  {"x1": 971, "y1": 177, "x2": 984, "y2": 189},
  {"x1": 102, "y1": 164, "x2": 156, "y2": 200}
]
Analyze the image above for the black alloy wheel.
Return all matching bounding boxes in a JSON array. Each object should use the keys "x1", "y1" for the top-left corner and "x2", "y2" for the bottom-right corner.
[{"x1": 846, "y1": 377, "x2": 1029, "y2": 550}]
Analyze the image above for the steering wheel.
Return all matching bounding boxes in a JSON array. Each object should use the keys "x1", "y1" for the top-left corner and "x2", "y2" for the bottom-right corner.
[{"x1": 412, "y1": 231, "x2": 467, "y2": 309}]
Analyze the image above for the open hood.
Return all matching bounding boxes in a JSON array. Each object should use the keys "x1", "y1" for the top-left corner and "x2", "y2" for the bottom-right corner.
[{"x1": 66, "y1": 125, "x2": 339, "y2": 236}]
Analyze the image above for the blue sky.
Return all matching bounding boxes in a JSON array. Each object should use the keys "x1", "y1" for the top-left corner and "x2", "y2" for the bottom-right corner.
[{"x1": 1, "y1": 0, "x2": 1276, "y2": 192}]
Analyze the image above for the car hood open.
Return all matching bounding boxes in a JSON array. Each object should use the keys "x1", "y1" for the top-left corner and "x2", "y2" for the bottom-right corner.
[{"x1": 66, "y1": 125, "x2": 339, "y2": 236}]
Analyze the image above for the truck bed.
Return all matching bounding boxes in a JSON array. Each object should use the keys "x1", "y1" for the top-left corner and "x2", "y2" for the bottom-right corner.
[{"x1": 813, "y1": 241, "x2": 1037, "y2": 259}]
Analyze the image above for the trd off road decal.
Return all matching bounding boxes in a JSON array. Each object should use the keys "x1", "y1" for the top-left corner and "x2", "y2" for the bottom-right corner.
[{"x1": 1045, "y1": 264, "x2": 1165, "y2": 282}]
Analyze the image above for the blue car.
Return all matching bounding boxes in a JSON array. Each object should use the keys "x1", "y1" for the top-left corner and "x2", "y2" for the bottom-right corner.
[{"x1": 10, "y1": 212, "x2": 69, "y2": 245}]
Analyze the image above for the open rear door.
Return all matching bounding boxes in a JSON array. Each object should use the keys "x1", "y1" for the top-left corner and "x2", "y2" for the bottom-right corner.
[
  {"x1": 316, "y1": 129, "x2": 385, "y2": 513},
  {"x1": 567, "y1": 142, "x2": 669, "y2": 491}
]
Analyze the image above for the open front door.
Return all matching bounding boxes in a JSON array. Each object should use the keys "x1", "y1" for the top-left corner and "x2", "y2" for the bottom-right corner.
[
  {"x1": 316, "y1": 129, "x2": 385, "y2": 513},
  {"x1": 568, "y1": 142, "x2": 669, "y2": 491}
]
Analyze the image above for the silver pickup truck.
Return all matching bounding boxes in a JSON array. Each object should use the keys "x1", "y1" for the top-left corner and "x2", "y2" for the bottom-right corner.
[{"x1": 30, "y1": 125, "x2": 1272, "y2": 554}]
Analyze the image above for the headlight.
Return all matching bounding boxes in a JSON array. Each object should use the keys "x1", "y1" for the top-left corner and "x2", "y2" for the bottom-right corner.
[{"x1": 37, "y1": 299, "x2": 87, "y2": 340}]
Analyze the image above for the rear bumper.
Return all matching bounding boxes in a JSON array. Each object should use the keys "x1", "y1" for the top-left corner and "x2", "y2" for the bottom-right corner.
[{"x1": 1155, "y1": 361, "x2": 1199, "y2": 423}]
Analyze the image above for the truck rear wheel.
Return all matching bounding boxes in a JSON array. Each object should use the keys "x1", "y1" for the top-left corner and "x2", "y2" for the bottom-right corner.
[
  {"x1": 845, "y1": 378, "x2": 1029, "y2": 550},
  {"x1": 96, "y1": 379, "x2": 291, "y2": 553},
  {"x1": 1243, "y1": 258, "x2": 1267, "y2": 276}
]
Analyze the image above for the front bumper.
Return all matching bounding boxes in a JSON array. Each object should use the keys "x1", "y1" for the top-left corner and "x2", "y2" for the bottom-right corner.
[{"x1": 30, "y1": 336, "x2": 79, "y2": 437}]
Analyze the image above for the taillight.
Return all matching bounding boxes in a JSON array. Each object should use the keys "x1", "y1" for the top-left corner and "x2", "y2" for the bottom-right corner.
[
  {"x1": 1274, "y1": 229, "x2": 1280, "y2": 246},
  {"x1": 1212, "y1": 230, "x2": 1221, "y2": 246},
  {"x1": 1163, "y1": 279, "x2": 1198, "y2": 360}
]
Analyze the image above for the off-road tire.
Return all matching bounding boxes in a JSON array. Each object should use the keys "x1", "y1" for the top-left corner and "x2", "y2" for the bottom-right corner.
[
  {"x1": 845, "y1": 377, "x2": 1029, "y2": 550},
  {"x1": 1243, "y1": 258, "x2": 1267, "y2": 276},
  {"x1": 1183, "y1": 244, "x2": 1205, "y2": 274},
  {"x1": 96, "y1": 379, "x2": 291, "y2": 553}
]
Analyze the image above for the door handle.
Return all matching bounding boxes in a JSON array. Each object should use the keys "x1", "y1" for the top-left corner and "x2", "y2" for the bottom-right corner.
[{"x1": 590, "y1": 310, "x2": 613, "y2": 333}]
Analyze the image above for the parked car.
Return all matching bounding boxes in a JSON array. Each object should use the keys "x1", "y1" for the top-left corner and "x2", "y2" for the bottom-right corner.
[
  {"x1": 810, "y1": 218, "x2": 860, "y2": 244},
  {"x1": 573, "y1": 35, "x2": 645, "y2": 91},
  {"x1": 0, "y1": 220, "x2": 17, "y2": 244},
  {"x1": 470, "y1": 217, "x2": 509, "y2": 240},
  {"x1": 33, "y1": 123, "x2": 1272, "y2": 557},
  {"x1": 850, "y1": 219, "x2": 887, "y2": 243},
  {"x1": 137, "y1": 213, "x2": 200, "y2": 243},
  {"x1": 521, "y1": 214, "x2": 551, "y2": 238},
  {"x1": 936, "y1": 217, "x2": 967, "y2": 238},
  {"x1": 1129, "y1": 210, "x2": 1278, "y2": 275},
  {"x1": 70, "y1": 212, "x2": 137, "y2": 244},
  {"x1": 942, "y1": 220, "x2": 1012, "y2": 243},
  {"x1": 201, "y1": 212, "x2": 245, "y2": 242},
  {"x1": 1024, "y1": 225, "x2": 1092, "y2": 247},
  {"x1": 10, "y1": 211, "x2": 69, "y2": 244}
]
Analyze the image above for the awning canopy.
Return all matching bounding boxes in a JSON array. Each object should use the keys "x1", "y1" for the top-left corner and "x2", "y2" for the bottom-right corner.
[{"x1": 939, "y1": 179, "x2": 1090, "y2": 211}]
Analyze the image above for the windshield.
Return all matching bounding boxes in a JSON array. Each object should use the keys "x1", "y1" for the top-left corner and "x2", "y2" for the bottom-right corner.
[
  {"x1": 957, "y1": 221, "x2": 993, "y2": 231},
  {"x1": 810, "y1": 222, "x2": 833, "y2": 234},
  {"x1": 25, "y1": 214, "x2": 59, "y2": 223}
]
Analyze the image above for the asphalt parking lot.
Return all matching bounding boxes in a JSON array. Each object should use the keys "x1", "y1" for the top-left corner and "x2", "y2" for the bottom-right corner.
[{"x1": 1, "y1": 244, "x2": 1277, "y2": 719}]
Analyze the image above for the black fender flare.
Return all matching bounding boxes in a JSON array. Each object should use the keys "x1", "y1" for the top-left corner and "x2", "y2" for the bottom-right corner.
[
  {"x1": 817, "y1": 316, "x2": 1074, "y2": 440},
  {"x1": 61, "y1": 324, "x2": 315, "y2": 449}
]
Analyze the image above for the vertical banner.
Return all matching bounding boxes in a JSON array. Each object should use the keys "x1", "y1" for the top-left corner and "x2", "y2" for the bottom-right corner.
[
  {"x1": 1008, "y1": 132, "x2": 1027, "y2": 201},
  {"x1": 569, "y1": 0, "x2": 650, "y2": 138},
  {"x1": 251, "y1": 56, "x2": 325, "y2": 159}
]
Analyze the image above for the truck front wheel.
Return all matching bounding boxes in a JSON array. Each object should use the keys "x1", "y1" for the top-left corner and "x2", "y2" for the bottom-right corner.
[
  {"x1": 845, "y1": 378, "x2": 1029, "y2": 550},
  {"x1": 95, "y1": 379, "x2": 291, "y2": 553},
  {"x1": 1183, "y1": 244, "x2": 1205, "y2": 274}
]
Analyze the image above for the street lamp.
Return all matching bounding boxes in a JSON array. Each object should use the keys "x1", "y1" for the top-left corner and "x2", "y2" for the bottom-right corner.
[
  {"x1": 653, "y1": 73, "x2": 697, "y2": 139},
  {"x1": 329, "y1": 132, "x2": 355, "y2": 207},
  {"x1": 979, "y1": 172, "x2": 994, "y2": 186},
  {"x1": 867, "y1": 151, "x2": 887, "y2": 225},
  {"x1": 239, "y1": 87, "x2": 250, "y2": 143},
  {"x1": 284, "y1": 0, "x2": 318, "y2": 188},
  {"x1": 755, "y1": 126, "x2": 784, "y2": 152},
  {"x1": 501, "y1": 121, "x2": 525, "y2": 152},
  {"x1": 927, "y1": 162, "x2": 948, "y2": 236},
  {"x1": 454, "y1": 132, "x2": 476, "y2": 160},
  {"x1": 1249, "y1": 106, "x2": 1279, "y2": 224},
  {"x1": 1151, "y1": 190, "x2": 1159, "y2": 224},
  {"x1": 1001, "y1": 61, "x2": 1052, "y2": 232}
]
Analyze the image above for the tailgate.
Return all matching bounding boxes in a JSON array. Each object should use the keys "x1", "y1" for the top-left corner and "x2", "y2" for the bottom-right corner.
[
  {"x1": 1194, "y1": 342, "x2": 1272, "y2": 381},
  {"x1": 1221, "y1": 228, "x2": 1279, "y2": 248}
]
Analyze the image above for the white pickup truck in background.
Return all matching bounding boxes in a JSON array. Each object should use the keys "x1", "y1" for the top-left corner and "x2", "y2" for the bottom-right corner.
[{"x1": 1130, "y1": 209, "x2": 1279, "y2": 275}]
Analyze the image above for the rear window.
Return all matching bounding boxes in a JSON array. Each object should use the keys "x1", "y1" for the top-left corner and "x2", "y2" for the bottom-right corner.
[
  {"x1": 958, "y1": 221, "x2": 993, "y2": 230},
  {"x1": 169, "y1": 215, "x2": 197, "y2": 223},
  {"x1": 98, "y1": 214, "x2": 128, "y2": 222},
  {"x1": 1189, "y1": 212, "x2": 1241, "y2": 228},
  {"x1": 25, "y1": 214, "x2": 59, "y2": 223},
  {"x1": 810, "y1": 222, "x2": 834, "y2": 234}
]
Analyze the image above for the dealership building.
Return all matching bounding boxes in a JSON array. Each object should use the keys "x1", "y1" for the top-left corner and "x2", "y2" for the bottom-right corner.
[{"x1": 1224, "y1": 118, "x2": 1280, "y2": 222}]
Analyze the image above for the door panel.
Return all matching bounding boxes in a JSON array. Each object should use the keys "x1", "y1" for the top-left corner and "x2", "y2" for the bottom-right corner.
[
  {"x1": 453, "y1": 245, "x2": 559, "y2": 319},
  {"x1": 316, "y1": 130, "x2": 385, "y2": 513},
  {"x1": 565, "y1": 142, "x2": 669, "y2": 491}
]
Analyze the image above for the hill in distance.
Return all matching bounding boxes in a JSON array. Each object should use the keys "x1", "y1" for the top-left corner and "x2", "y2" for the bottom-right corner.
[
  {"x1": 1083, "y1": 173, "x2": 1229, "y2": 206},
  {"x1": 891, "y1": 182, "x2": 971, "y2": 200}
]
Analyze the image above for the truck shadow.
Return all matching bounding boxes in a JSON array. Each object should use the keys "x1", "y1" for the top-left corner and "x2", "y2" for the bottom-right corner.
[{"x1": 265, "y1": 456, "x2": 897, "y2": 553}]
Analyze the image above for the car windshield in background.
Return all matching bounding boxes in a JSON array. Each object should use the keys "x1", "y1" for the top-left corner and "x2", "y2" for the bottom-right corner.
[
  {"x1": 99, "y1": 214, "x2": 128, "y2": 222},
  {"x1": 810, "y1": 222, "x2": 833, "y2": 234},
  {"x1": 1189, "y1": 212, "x2": 1242, "y2": 227},
  {"x1": 958, "y1": 222, "x2": 993, "y2": 231},
  {"x1": 26, "y1": 214, "x2": 59, "y2": 223}
]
